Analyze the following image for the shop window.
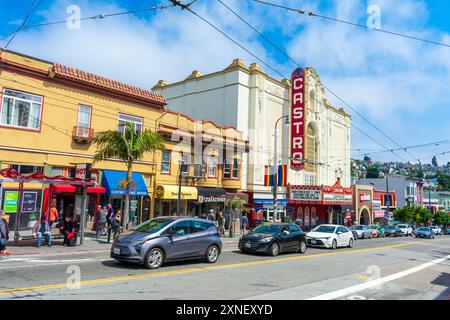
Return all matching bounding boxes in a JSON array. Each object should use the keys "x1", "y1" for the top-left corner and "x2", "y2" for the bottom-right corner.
[
  {"x1": 161, "y1": 150, "x2": 171, "y2": 174},
  {"x1": 1, "y1": 89, "x2": 42, "y2": 130},
  {"x1": 311, "y1": 207, "x2": 317, "y2": 226},
  {"x1": 10, "y1": 164, "x2": 43, "y2": 174},
  {"x1": 118, "y1": 113, "x2": 142, "y2": 133},
  {"x1": 304, "y1": 207, "x2": 310, "y2": 226},
  {"x1": 297, "y1": 207, "x2": 303, "y2": 222}
]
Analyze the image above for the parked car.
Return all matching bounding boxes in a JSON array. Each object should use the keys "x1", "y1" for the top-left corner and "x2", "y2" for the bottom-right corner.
[
  {"x1": 384, "y1": 225, "x2": 403, "y2": 237},
  {"x1": 306, "y1": 224, "x2": 354, "y2": 250},
  {"x1": 350, "y1": 225, "x2": 373, "y2": 239},
  {"x1": 111, "y1": 216, "x2": 222, "y2": 269},
  {"x1": 430, "y1": 226, "x2": 442, "y2": 235},
  {"x1": 415, "y1": 227, "x2": 435, "y2": 239},
  {"x1": 442, "y1": 227, "x2": 450, "y2": 235},
  {"x1": 349, "y1": 228, "x2": 358, "y2": 241},
  {"x1": 397, "y1": 224, "x2": 413, "y2": 236},
  {"x1": 239, "y1": 223, "x2": 307, "y2": 256},
  {"x1": 368, "y1": 224, "x2": 385, "y2": 238}
]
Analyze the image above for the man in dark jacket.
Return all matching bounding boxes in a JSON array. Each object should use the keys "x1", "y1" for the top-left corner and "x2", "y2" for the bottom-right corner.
[{"x1": 0, "y1": 210, "x2": 10, "y2": 255}]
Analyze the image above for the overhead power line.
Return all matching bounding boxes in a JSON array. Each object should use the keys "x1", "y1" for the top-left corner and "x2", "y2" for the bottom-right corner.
[
  {"x1": 249, "y1": 0, "x2": 450, "y2": 49},
  {"x1": 4, "y1": 0, "x2": 43, "y2": 49},
  {"x1": 0, "y1": 3, "x2": 177, "y2": 44},
  {"x1": 216, "y1": 0, "x2": 419, "y2": 162}
]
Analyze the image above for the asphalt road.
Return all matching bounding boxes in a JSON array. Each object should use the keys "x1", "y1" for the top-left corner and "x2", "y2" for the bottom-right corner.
[{"x1": 0, "y1": 235, "x2": 449, "y2": 300}]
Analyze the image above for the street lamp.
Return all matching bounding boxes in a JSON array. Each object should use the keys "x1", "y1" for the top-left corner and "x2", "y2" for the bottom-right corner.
[{"x1": 273, "y1": 115, "x2": 289, "y2": 221}]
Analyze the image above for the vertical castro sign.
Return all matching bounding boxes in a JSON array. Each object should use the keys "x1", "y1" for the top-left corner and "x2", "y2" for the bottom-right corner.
[{"x1": 290, "y1": 68, "x2": 306, "y2": 170}]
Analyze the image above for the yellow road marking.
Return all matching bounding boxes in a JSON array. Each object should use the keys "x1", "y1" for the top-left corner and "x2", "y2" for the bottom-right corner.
[
  {"x1": 1, "y1": 238, "x2": 449, "y2": 296},
  {"x1": 357, "y1": 275, "x2": 369, "y2": 280}
]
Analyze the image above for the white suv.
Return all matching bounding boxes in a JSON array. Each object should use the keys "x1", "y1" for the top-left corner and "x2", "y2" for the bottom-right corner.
[{"x1": 397, "y1": 224, "x2": 413, "y2": 236}]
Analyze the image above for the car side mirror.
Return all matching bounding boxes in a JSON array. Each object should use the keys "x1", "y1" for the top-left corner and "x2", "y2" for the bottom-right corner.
[{"x1": 337, "y1": 231, "x2": 342, "y2": 235}]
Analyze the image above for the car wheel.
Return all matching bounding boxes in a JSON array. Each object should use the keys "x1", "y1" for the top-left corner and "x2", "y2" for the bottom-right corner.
[
  {"x1": 348, "y1": 238, "x2": 354, "y2": 248},
  {"x1": 144, "y1": 248, "x2": 164, "y2": 269},
  {"x1": 298, "y1": 241, "x2": 307, "y2": 254},
  {"x1": 415, "y1": 235, "x2": 418, "y2": 238},
  {"x1": 331, "y1": 239, "x2": 337, "y2": 250},
  {"x1": 269, "y1": 243, "x2": 280, "y2": 256},
  {"x1": 205, "y1": 245, "x2": 220, "y2": 263}
]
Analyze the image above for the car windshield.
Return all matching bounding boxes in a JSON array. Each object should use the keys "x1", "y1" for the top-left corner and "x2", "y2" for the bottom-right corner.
[
  {"x1": 355, "y1": 226, "x2": 364, "y2": 230},
  {"x1": 134, "y1": 218, "x2": 174, "y2": 234},
  {"x1": 418, "y1": 228, "x2": 430, "y2": 231},
  {"x1": 253, "y1": 224, "x2": 283, "y2": 234},
  {"x1": 398, "y1": 225, "x2": 406, "y2": 228},
  {"x1": 430, "y1": 226, "x2": 437, "y2": 229},
  {"x1": 368, "y1": 225, "x2": 378, "y2": 229},
  {"x1": 385, "y1": 226, "x2": 395, "y2": 229},
  {"x1": 312, "y1": 225, "x2": 336, "y2": 233}
]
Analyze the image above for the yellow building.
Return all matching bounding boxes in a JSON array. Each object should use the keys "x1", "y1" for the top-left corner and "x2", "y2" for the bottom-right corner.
[{"x1": 0, "y1": 50, "x2": 247, "y2": 230}]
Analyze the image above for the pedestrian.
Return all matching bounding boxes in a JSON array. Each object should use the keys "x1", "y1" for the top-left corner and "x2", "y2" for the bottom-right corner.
[
  {"x1": 295, "y1": 216, "x2": 302, "y2": 226},
  {"x1": 99, "y1": 205, "x2": 107, "y2": 236},
  {"x1": 33, "y1": 218, "x2": 52, "y2": 247},
  {"x1": 207, "y1": 209, "x2": 216, "y2": 221},
  {"x1": 217, "y1": 211, "x2": 225, "y2": 237},
  {"x1": 61, "y1": 215, "x2": 77, "y2": 246},
  {"x1": 241, "y1": 213, "x2": 249, "y2": 235},
  {"x1": 111, "y1": 211, "x2": 121, "y2": 240},
  {"x1": 48, "y1": 203, "x2": 59, "y2": 229},
  {"x1": 0, "y1": 211, "x2": 11, "y2": 255}
]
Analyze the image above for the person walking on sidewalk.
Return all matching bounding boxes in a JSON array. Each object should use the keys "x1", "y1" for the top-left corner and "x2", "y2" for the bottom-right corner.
[
  {"x1": 241, "y1": 213, "x2": 249, "y2": 235},
  {"x1": 111, "y1": 211, "x2": 122, "y2": 241},
  {"x1": 98, "y1": 205, "x2": 107, "y2": 236},
  {"x1": 0, "y1": 211, "x2": 11, "y2": 255},
  {"x1": 48, "y1": 203, "x2": 59, "y2": 229},
  {"x1": 217, "y1": 211, "x2": 225, "y2": 237}
]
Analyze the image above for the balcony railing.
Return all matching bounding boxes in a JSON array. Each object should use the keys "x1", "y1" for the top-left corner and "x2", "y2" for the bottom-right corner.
[{"x1": 72, "y1": 126, "x2": 94, "y2": 143}]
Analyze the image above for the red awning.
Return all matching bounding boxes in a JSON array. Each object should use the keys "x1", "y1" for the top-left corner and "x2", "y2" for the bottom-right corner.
[
  {"x1": 51, "y1": 184, "x2": 76, "y2": 193},
  {"x1": 87, "y1": 186, "x2": 106, "y2": 194}
]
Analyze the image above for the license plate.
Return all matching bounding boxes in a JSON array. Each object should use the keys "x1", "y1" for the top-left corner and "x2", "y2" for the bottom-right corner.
[
  {"x1": 310, "y1": 240, "x2": 317, "y2": 244},
  {"x1": 113, "y1": 247, "x2": 121, "y2": 255},
  {"x1": 245, "y1": 242, "x2": 251, "y2": 248}
]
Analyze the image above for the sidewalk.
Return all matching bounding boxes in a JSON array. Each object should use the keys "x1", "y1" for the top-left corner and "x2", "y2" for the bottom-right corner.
[{"x1": 3, "y1": 230, "x2": 241, "y2": 256}]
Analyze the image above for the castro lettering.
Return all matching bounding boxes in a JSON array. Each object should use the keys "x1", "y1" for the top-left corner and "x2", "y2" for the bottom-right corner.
[{"x1": 291, "y1": 68, "x2": 306, "y2": 170}]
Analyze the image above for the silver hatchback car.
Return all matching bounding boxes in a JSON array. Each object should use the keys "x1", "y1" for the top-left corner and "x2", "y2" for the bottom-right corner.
[{"x1": 111, "y1": 216, "x2": 222, "y2": 269}]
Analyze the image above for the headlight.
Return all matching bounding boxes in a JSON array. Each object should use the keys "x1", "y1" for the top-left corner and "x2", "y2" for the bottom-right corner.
[
  {"x1": 132, "y1": 240, "x2": 146, "y2": 250},
  {"x1": 261, "y1": 237, "x2": 273, "y2": 243}
]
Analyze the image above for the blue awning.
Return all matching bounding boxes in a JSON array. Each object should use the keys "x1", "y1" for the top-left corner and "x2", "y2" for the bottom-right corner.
[{"x1": 102, "y1": 170, "x2": 148, "y2": 196}]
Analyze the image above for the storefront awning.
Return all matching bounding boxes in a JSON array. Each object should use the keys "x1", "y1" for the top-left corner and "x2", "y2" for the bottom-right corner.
[
  {"x1": 226, "y1": 192, "x2": 249, "y2": 203},
  {"x1": 51, "y1": 184, "x2": 76, "y2": 193},
  {"x1": 102, "y1": 170, "x2": 148, "y2": 196},
  {"x1": 197, "y1": 187, "x2": 226, "y2": 203},
  {"x1": 87, "y1": 186, "x2": 106, "y2": 194},
  {"x1": 155, "y1": 185, "x2": 197, "y2": 200}
]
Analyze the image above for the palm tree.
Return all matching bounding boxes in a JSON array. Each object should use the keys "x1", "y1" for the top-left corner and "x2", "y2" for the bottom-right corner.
[{"x1": 92, "y1": 122, "x2": 164, "y2": 228}]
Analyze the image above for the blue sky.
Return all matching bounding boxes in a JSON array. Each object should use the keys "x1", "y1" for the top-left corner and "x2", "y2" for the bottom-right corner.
[{"x1": 1, "y1": 0, "x2": 450, "y2": 165}]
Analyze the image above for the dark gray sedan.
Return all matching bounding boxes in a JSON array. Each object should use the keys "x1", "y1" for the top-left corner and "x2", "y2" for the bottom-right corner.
[
  {"x1": 111, "y1": 216, "x2": 222, "y2": 269},
  {"x1": 415, "y1": 227, "x2": 435, "y2": 239}
]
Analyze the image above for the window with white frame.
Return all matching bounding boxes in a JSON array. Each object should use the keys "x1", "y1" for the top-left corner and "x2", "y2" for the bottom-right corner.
[
  {"x1": 77, "y1": 105, "x2": 92, "y2": 128},
  {"x1": 194, "y1": 157, "x2": 207, "y2": 177},
  {"x1": 304, "y1": 172, "x2": 316, "y2": 185},
  {"x1": 232, "y1": 158, "x2": 240, "y2": 178},
  {"x1": 207, "y1": 156, "x2": 218, "y2": 178},
  {"x1": 1, "y1": 89, "x2": 42, "y2": 130},
  {"x1": 118, "y1": 114, "x2": 142, "y2": 133},
  {"x1": 224, "y1": 158, "x2": 240, "y2": 179},
  {"x1": 161, "y1": 150, "x2": 171, "y2": 174},
  {"x1": 10, "y1": 164, "x2": 43, "y2": 174},
  {"x1": 224, "y1": 159, "x2": 232, "y2": 178}
]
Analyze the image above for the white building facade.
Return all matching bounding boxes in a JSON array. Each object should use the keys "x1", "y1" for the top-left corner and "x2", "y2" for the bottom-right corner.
[{"x1": 153, "y1": 60, "x2": 351, "y2": 222}]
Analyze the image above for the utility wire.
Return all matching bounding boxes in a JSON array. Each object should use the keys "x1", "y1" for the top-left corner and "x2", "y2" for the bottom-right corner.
[
  {"x1": 4, "y1": 0, "x2": 43, "y2": 48},
  {"x1": 249, "y1": 0, "x2": 450, "y2": 49},
  {"x1": 0, "y1": 4, "x2": 176, "y2": 43},
  {"x1": 216, "y1": 0, "x2": 419, "y2": 162}
]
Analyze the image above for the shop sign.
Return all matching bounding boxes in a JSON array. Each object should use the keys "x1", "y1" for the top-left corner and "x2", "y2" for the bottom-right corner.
[
  {"x1": 198, "y1": 195, "x2": 226, "y2": 203},
  {"x1": 372, "y1": 200, "x2": 381, "y2": 211},
  {"x1": 75, "y1": 163, "x2": 91, "y2": 180},
  {"x1": 290, "y1": 67, "x2": 306, "y2": 171},
  {"x1": 360, "y1": 194, "x2": 371, "y2": 202},
  {"x1": 4, "y1": 191, "x2": 19, "y2": 213},
  {"x1": 290, "y1": 189, "x2": 322, "y2": 202},
  {"x1": 21, "y1": 191, "x2": 37, "y2": 213},
  {"x1": 323, "y1": 193, "x2": 352, "y2": 203}
]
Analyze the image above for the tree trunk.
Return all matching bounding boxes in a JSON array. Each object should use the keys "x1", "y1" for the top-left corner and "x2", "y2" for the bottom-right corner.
[{"x1": 123, "y1": 164, "x2": 132, "y2": 229}]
